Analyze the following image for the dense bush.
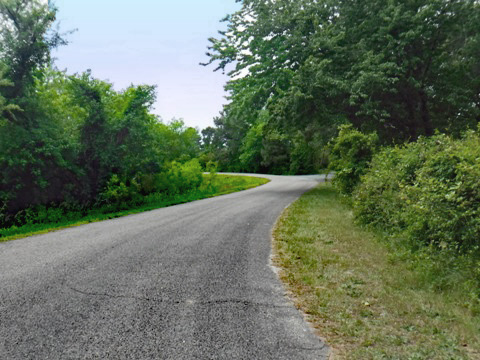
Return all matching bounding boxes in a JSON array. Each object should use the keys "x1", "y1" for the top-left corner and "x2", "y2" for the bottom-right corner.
[
  {"x1": 0, "y1": 2, "x2": 202, "y2": 228},
  {"x1": 165, "y1": 159, "x2": 204, "y2": 195},
  {"x1": 328, "y1": 124, "x2": 378, "y2": 194},
  {"x1": 99, "y1": 175, "x2": 143, "y2": 209},
  {"x1": 1, "y1": 158, "x2": 208, "y2": 230},
  {"x1": 98, "y1": 159, "x2": 204, "y2": 210},
  {"x1": 354, "y1": 130, "x2": 480, "y2": 253}
]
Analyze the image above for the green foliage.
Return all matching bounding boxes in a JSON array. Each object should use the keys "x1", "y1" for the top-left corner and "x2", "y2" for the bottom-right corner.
[
  {"x1": 99, "y1": 174, "x2": 142, "y2": 209},
  {"x1": 0, "y1": 175, "x2": 269, "y2": 241},
  {"x1": 260, "y1": 128, "x2": 291, "y2": 175},
  {"x1": 202, "y1": 161, "x2": 218, "y2": 192},
  {"x1": 205, "y1": 160, "x2": 218, "y2": 174},
  {"x1": 239, "y1": 113, "x2": 266, "y2": 172},
  {"x1": 158, "y1": 119, "x2": 201, "y2": 163},
  {"x1": 0, "y1": 71, "x2": 21, "y2": 119},
  {"x1": 274, "y1": 183, "x2": 480, "y2": 358},
  {"x1": 34, "y1": 206, "x2": 64, "y2": 224},
  {"x1": 289, "y1": 129, "x2": 329, "y2": 175},
  {"x1": 69, "y1": 72, "x2": 115, "y2": 201},
  {"x1": 0, "y1": 1, "x2": 73, "y2": 217},
  {"x1": 354, "y1": 130, "x2": 480, "y2": 253},
  {"x1": 165, "y1": 159, "x2": 204, "y2": 195},
  {"x1": 99, "y1": 159, "x2": 204, "y2": 211},
  {"x1": 0, "y1": 0, "x2": 65, "y2": 105},
  {"x1": 0, "y1": 1, "x2": 203, "y2": 227},
  {"x1": 205, "y1": 0, "x2": 480, "y2": 173},
  {"x1": 328, "y1": 125, "x2": 378, "y2": 194}
]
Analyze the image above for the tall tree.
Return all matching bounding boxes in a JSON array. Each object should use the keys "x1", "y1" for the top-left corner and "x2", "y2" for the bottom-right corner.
[
  {"x1": 204, "y1": 0, "x2": 480, "y2": 173},
  {"x1": 0, "y1": 0, "x2": 70, "y2": 215},
  {"x1": 0, "y1": 0, "x2": 65, "y2": 110},
  {"x1": 69, "y1": 72, "x2": 114, "y2": 202}
]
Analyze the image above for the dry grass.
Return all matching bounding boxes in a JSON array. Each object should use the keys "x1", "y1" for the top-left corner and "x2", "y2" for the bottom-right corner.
[{"x1": 273, "y1": 183, "x2": 480, "y2": 359}]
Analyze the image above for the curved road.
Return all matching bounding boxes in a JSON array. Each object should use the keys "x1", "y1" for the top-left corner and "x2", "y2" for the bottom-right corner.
[{"x1": 0, "y1": 174, "x2": 329, "y2": 359}]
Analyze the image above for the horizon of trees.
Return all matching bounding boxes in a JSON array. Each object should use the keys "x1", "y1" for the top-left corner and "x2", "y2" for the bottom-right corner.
[
  {"x1": 202, "y1": 0, "x2": 480, "y2": 174},
  {"x1": 0, "y1": 0, "x2": 202, "y2": 227},
  {"x1": 1, "y1": 0, "x2": 480, "y2": 227}
]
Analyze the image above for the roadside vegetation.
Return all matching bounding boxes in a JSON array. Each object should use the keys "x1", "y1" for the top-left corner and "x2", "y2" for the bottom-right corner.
[
  {"x1": 205, "y1": 2, "x2": 480, "y2": 356},
  {"x1": 203, "y1": 0, "x2": 479, "y2": 175},
  {"x1": 328, "y1": 125, "x2": 480, "y2": 294},
  {"x1": 0, "y1": 173, "x2": 268, "y2": 242},
  {"x1": 273, "y1": 123, "x2": 480, "y2": 358},
  {"x1": 274, "y1": 183, "x2": 480, "y2": 359},
  {"x1": 1, "y1": 1, "x2": 263, "y2": 237},
  {"x1": 2, "y1": 3, "x2": 480, "y2": 354}
]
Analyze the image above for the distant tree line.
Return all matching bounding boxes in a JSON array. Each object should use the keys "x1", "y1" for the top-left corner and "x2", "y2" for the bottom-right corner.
[
  {"x1": 202, "y1": 0, "x2": 480, "y2": 174},
  {"x1": 0, "y1": 1, "x2": 201, "y2": 227}
]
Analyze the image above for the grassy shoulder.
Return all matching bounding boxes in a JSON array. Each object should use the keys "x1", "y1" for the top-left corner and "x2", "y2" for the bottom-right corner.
[
  {"x1": 0, "y1": 174, "x2": 269, "y2": 242},
  {"x1": 273, "y1": 182, "x2": 480, "y2": 359}
]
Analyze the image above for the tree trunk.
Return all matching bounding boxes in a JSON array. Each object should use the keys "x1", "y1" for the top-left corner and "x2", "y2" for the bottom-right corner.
[
  {"x1": 419, "y1": 89, "x2": 433, "y2": 136},
  {"x1": 405, "y1": 95, "x2": 418, "y2": 141}
]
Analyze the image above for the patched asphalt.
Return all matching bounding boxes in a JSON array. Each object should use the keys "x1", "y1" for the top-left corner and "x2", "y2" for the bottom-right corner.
[{"x1": 0, "y1": 174, "x2": 330, "y2": 359}]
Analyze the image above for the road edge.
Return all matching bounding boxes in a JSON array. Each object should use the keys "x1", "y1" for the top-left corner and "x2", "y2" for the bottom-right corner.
[{"x1": 269, "y1": 176, "x2": 334, "y2": 360}]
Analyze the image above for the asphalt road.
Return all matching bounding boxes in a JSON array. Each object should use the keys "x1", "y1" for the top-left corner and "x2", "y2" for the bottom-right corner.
[{"x1": 0, "y1": 174, "x2": 329, "y2": 359}]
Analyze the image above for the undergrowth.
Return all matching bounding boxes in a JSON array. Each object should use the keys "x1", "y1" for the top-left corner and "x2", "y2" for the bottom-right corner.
[{"x1": 0, "y1": 174, "x2": 268, "y2": 242}]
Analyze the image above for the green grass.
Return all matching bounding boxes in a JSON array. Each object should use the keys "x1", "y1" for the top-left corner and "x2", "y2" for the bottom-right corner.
[
  {"x1": 0, "y1": 174, "x2": 269, "y2": 242},
  {"x1": 273, "y1": 182, "x2": 480, "y2": 359}
]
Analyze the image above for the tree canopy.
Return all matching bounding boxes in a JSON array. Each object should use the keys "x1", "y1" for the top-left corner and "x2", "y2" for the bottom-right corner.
[
  {"x1": 203, "y1": 0, "x2": 480, "y2": 174},
  {"x1": 0, "y1": 0, "x2": 201, "y2": 226}
]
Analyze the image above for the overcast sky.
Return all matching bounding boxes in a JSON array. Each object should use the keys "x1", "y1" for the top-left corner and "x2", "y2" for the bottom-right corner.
[{"x1": 52, "y1": 0, "x2": 240, "y2": 130}]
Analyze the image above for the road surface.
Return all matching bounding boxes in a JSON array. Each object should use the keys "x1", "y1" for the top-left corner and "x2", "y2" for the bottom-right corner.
[{"x1": 0, "y1": 174, "x2": 329, "y2": 359}]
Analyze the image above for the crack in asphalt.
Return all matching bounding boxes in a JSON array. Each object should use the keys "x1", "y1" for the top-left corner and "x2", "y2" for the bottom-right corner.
[
  {"x1": 69, "y1": 286, "x2": 291, "y2": 309},
  {"x1": 68, "y1": 287, "x2": 328, "y2": 353}
]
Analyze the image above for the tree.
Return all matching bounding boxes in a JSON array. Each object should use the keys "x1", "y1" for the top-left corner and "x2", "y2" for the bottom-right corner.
[
  {"x1": 334, "y1": 0, "x2": 480, "y2": 140},
  {"x1": 204, "y1": 0, "x2": 480, "y2": 173},
  {"x1": 239, "y1": 110, "x2": 267, "y2": 172},
  {"x1": 203, "y1": 0, "x2": 340, "y2": 173},
  {"x1": 0, "y1": 68, "x2": 20, "y2": 121},
  {"x1": 0, "y1": 0, "x2": 66, "y2": 111},
  {"x1": 0, "y1": 1, "x2": 206, "y2": 227},
  {"x1": 68, "y1": 72, "x2": 115, "y2": 202},
  {"x1": 110, "y1": 84, "x2": 160, "y2": 175},
  {"x1": 0, "y1": 0, "x2": 71, "y2": 218}
]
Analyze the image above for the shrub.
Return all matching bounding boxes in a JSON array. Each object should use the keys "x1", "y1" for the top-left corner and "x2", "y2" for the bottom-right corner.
[
  {"x1": 165, "y1": 159, "x2": 203, "y2": 194},
  {"x1": 202, "y1": 161, "x2": 218, "y2": 192},
  {"x1": 352, "y1": 139, "x2": 427, "y2": 233},
  {"x1": 137, "y1": 173, "x2": 157, "y2": 195},
  {"x1": 205, "y1": 160, "x2": 218, "y2": 174},
  {"x1": 328, "y1": 124, "x2": 378, "y2": 194},
  {"x1": 8, "y1": 203, "x2": 67, "y2": 227},
  {"x1": 354, "y1": 131, "x2": 480, "y2": 253},
  {"x1": 45, "y1": 206, "x2": 63, "y2": 223},
  {"x1": 99, "y1": 174, "x2": 142, "y2": 209}
]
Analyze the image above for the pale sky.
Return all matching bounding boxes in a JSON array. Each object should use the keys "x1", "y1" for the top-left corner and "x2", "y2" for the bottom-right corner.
[{"x1": 52, "y1": 0, "x2": 240, "y2": 130}]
